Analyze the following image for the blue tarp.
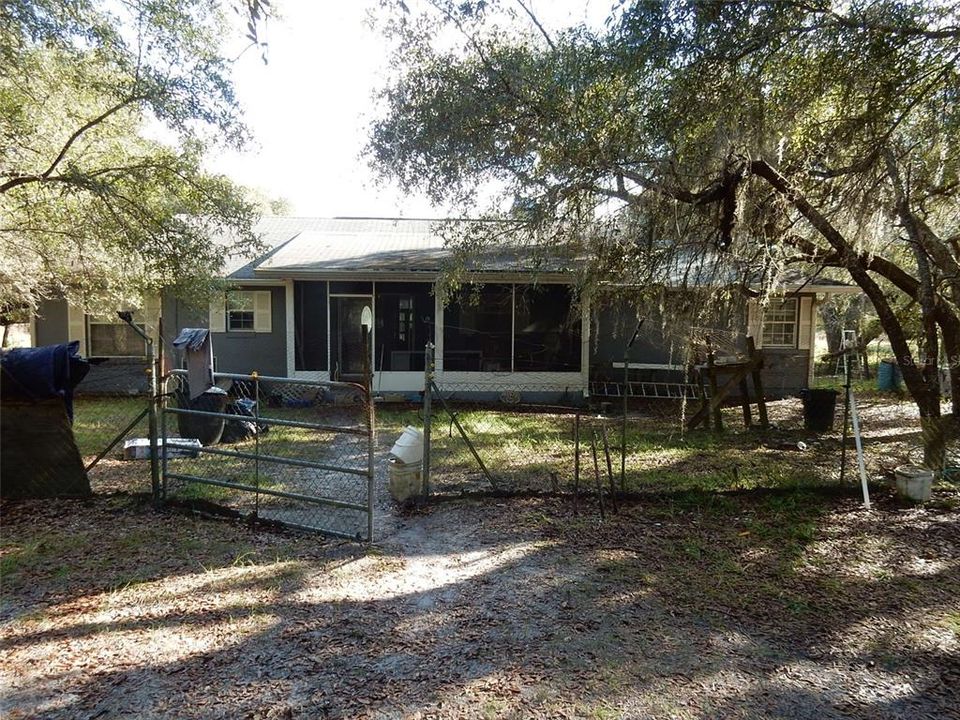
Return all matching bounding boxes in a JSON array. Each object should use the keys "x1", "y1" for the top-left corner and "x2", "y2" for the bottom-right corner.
[
  {"x1": 172, "y1": 327, "x2": 209, "y2": 351},
  {"x1": 0, "y1": 342, "x2": 90, "y2": 421}
]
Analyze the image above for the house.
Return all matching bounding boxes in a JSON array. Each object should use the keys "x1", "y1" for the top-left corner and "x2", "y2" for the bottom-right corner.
[{"x1": 28, "y1": 217, "x2": 860, "y2": 400}]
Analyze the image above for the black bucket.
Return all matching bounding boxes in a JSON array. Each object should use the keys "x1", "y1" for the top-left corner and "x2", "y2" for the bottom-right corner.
[{"x1": 800, "y1": 388, "x2": 839, "y2": 432}]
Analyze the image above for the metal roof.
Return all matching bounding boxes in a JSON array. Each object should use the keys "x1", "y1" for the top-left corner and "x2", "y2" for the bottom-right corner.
[
  {"x1": 218, "y1": 216, "x2": 861, "y2": 293},
  {"x1": 224, "y1": 217, "x2": 570, "y2": 279}
]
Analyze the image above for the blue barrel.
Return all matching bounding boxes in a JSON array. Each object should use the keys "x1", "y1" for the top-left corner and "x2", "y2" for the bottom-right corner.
[{"x1": 878, "y1": 359, "x2": 901, "y2": 391}]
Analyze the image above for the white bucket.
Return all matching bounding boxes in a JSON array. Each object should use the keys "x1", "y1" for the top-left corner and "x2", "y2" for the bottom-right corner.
[
  {"x1": 894, "y1": 465, "x2": 933, "y2": 502},
  {"x1": 387, "y1": 458, "x2": 423, "y2": 502},
  {"x1": 390, "y1": 426, "x2": 423, "y2": 464}
]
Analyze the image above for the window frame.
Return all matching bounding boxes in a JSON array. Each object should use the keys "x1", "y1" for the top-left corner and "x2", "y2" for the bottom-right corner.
[
  {"x1": 219, "y1": 289, "x2": 272, "y2": 334},
  {"x1": 86, "y1": 314, "x2": 148, "y2": 358},
  {"x1": 761, "y1": 297, "x2": 799, "y2": 348}
]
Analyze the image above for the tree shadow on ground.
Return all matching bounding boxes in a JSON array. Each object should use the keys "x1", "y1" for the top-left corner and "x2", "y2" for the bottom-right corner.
[{"x1": 2, "y1": 485, "x2": 958, "y2": 719}]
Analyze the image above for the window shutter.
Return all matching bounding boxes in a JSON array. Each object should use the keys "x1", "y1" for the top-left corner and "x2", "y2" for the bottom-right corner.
[
  {"x1": 746, "y1": 300, "x2": 763, "y2": 348},
  {"x1": 67, "y1": 302, "x2": 87, "y2": 356},
  {"x1": 253, "y1": 290, "x2": 272, "y2": 333},
  {"x1": 209, "y1": 295, "x2": 226, "y2": 333},
  {"x1": 797, "y1": 296, "x2": 813, "y2": 350},
  {"x1": 143, "y1": 294, "x2": 161, "y2": 345}
]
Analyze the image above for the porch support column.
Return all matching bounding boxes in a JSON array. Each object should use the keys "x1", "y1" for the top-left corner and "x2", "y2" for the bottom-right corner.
[
  {"x1": 433, "y1": 281, "x2": 444, "y2": 383},
  {"x1": 581, "y1": 292, "x2": 591, "y2": 396},
  {"x1": 285, "y1": 280, "x2": 295, "y2": 377}
]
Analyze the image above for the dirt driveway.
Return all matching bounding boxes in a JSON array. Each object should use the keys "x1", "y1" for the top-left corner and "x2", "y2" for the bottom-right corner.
[{"x1": 1, "y1": 485, "x2": 958, "y2": 719}]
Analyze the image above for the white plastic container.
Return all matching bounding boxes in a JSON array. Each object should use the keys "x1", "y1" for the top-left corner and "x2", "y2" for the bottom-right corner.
[
  {"x1": 894, "y1": 465, "x2": 933, "y2": 502},
  {"x1": 388, "y1": 457, "x2": 423, "y2": 502},
  {"x1": 389, "y1": 426, "x2": 424, "y2": 464},
  {"x1": 123, "y1": 437, "x2": 201, "y2": 460}
]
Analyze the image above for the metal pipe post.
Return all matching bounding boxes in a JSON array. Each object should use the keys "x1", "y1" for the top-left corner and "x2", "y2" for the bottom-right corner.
[
  {"x1": 422, "y1": 342, "x2": 434, "y2": 495},
  {"x1": 146, "y1": 339, "x2": 161, "y2": 504},
  {"x1": 159, "y1": 373, "x2": 168, "y2": 500},
  {"x1": 253, "y1": 372, "x2": 260, "y2": 517}
]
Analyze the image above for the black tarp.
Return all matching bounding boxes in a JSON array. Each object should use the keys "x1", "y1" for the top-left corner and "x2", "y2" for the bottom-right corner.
[
  {"x1": 0, "y1": 343, "x2": 91, "y2": 498},
  {"x1": 0, "y1": 341, "x2": 90, "y2": 421}
]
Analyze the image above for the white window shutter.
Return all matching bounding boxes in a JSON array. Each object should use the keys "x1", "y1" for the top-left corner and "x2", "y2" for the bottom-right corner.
[
  {"x1": 66, "y1": 302, "x2": 87, "y2": 356},
  {"x1": 797, "y1": 296, "x2": 813, "y2": 350},
  {"x1": 746, "y1": 300, "x2": 763, "y2": 348},
  {"x1": 209, "y1": 295, "x2": 226, "y2": 333},
  {"x1": 253, "y1": 290, "x2": 272, "y2": 333},
  {"x1": 143, "y1": 294, "x2": 161, "y2": 345}
]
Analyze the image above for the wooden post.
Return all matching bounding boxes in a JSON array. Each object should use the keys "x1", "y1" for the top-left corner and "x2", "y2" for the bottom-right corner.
[
  {"x1": 602, "y1": 424, "x2": 617, "y2": 513},
  {"x1": 591, "y1": 431, "x2": 605, "y2": 520},
  {"x1": 747, "y1": 336, "x2": 768, "y2": 429},
  {"x1": 706, "y1": 337, "x2": 722, "y2": 432},
  {"x1": 698, "y1": 366, "x2": 710, "y2": 429},
  {"x1": 573, "y1": 413, "x2": 581, "y2": 512},
  {"x1": 739, "y1": 377, "x2": 752, "y2": 428},
  {"x1": 840, "y1": 345, "x2": 851, "y2": 484}
]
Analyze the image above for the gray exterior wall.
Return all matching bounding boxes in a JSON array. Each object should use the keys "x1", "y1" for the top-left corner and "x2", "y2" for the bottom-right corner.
[
  {"x1": 591, "y1": 294, "x2": 813, "y2": 399},
  {"x1": 590, "y1": 296, "x2": 743, "y2": 377},
  {"x1": 34, "y1": 298, "x2": 148, "y2": 394},
  {"x1": 165, "y1": 286, "x2": 287, "y2": 377},
  {"x1": 35, "y1": 298, "x2": 68, "y2": 347},
  {"x1": 759, "y1": 349, "x2": 810, "y2": 399}
]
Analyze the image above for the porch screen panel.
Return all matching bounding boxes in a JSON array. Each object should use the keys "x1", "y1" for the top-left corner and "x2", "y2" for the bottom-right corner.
[
  {"x1": 294, "y1": 281, "x2": 328, "y2": 371},
  {"x1": 514, "y1": 285, "x2": 582, "y2": 372},
  {"x1": 375, "y1": 282, "x2": 433, "y2": 371},
  {"x1": 444, "y1": 284, "x2": 513, "y2": 371}
]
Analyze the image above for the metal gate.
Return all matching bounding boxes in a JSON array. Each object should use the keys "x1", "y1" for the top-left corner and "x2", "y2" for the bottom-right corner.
[{"x1": 160, "y1": 371, "x2": 374, "y2": 541}]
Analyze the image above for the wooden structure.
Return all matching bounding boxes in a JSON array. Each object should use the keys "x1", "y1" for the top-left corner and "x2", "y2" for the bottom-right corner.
[
  {"x1": 0, "y1": 398, "x2": 91, "y2": 499},
  {"x1": 687, "y1": 336, "x2": 769, "y2": 431}
]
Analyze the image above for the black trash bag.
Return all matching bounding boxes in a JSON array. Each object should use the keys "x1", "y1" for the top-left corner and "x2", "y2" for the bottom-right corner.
[{"x1": 220, "y1": 398, "x2": 270, "y2": 443}]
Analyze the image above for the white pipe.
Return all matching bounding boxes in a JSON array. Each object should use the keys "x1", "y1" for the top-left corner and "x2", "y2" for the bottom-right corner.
[{"x1": 849, "y1": 391, "x2": 871, "y2": 510}]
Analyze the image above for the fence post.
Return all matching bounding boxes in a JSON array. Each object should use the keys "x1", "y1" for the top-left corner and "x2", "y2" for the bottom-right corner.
[
  {"x1": 574, "y1": 412, "x2": 581, "y2": 510},
  {"x1": 147, "y1": 339, "x2": 161, "y2": 505},
  {"x1": 253, "y1": 372, "x2": 260, "y2": 518},
  {"x1": 422, "y1": 342, "x2": 434, "y2": 496},
  {"x1": 159, "y1": 372, "x2": 168, "y2": 501}
]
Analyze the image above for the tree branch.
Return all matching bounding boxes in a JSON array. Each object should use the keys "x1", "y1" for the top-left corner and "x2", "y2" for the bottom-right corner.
[
  {"x1": 514, "y1": 0, "x2": 556, "y2": 50},
  {"x1": 0, "y1": 96, "x2": 144, "y2": 194}
]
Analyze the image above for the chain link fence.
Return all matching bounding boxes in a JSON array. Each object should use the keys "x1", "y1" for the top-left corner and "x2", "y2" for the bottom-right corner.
[
  {"x1": 0, "y1": 355, "x2": 155, "y2": 499},
  {"x1": 161, "y1": 371, "x2": 375, "y2": 540},
  {"x1": 72, "y1": 363, "x2": 154, "y2": 494},
  {"x1": 418, "y1": 371, "x2": 875, "y2": 500},
  {"x1": 423, "y1": 380, "x2": 585, "y2": 494}
]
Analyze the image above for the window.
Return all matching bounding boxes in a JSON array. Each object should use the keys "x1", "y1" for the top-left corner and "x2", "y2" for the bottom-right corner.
[
  {"x1": 762, "y1": 298, "x2": 798, "y2": 347},
  {"x1": 210, "y1": 289, "x2": 272, "y2": 333},
  {"x1": 87, "y1": 315, "x2": 146, "y2": 357},
  {"x1": 227, "y1": 292, "x2": 255, "y2": 331}
]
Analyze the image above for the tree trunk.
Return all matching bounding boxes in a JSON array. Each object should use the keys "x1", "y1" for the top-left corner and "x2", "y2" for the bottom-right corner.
[
  {"x1": 821, "y1": 303, "x2": 844, "y2": 354},
  {"x1": 751, "y1": 158, "x2": 946, "y2": 465}
]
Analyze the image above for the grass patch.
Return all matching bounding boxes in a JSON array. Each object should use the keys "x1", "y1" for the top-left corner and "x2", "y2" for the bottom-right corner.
[
  {"x1": 387, "y1": 402, "x2": 843, "y2": 495},
  {"x1": 0, "y1": 537, "x2": 50, "y2": 577},
  {"x1": 73, "y1": 396, "x2": 150, "y2": 456}
]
